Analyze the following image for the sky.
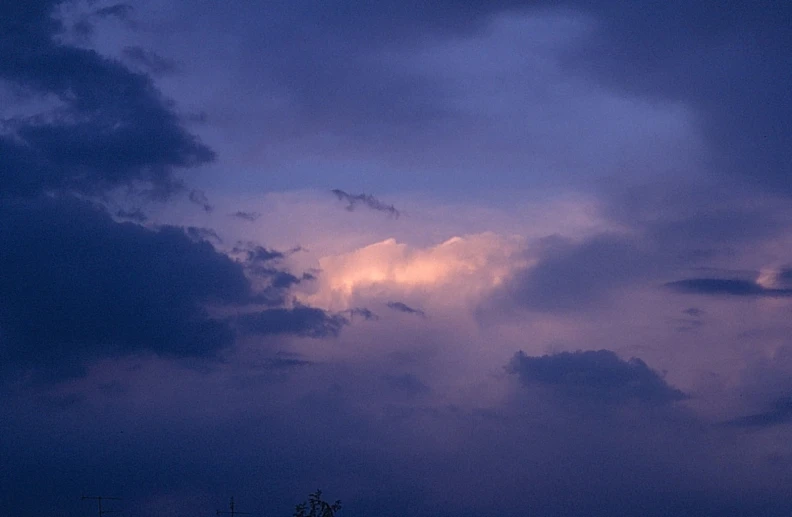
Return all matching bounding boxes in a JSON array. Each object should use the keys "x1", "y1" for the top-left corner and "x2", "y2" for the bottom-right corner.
[{"x1": 1, "y1": 1, "x2": 792, "y2": 516}]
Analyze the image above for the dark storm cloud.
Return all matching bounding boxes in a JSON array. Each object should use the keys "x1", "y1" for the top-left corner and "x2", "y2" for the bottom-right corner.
[
  {"x1": 0, "y1": 197, "x2": 248, "y2": 376},
  {"x1": 239, "y1": 307, "x2": 348, "y2": 338},
  {"x1": 553, "y1": 0, "x2": 792, "y2": 194},
  {"x1": 334, "y1": 0, "x2": 791, "y2": 195},
  {"x1": 181, "y1": 1, "x2": 789, "y2": 198},
  {"x1": 331, "y1": 189, "x2": 400, "y2": 218},
  {"x1": 508, "y1": 349, "x2": 686, "y2": 405},
  {"x1": 667, "y1": 278, "x2": 792, "y2": 297},
  {"x1": 0, "y1": 197, "x2": 338, "y2": 379},
  {"x1": 386, "y1": 301, "x2": 426, "y2": 318},
  {"x1": 0, "y1": 0, "x2": 213, "y2": 198},
  {"x1": 0, "y1": 1, "x2": 346, "y2": 380}
]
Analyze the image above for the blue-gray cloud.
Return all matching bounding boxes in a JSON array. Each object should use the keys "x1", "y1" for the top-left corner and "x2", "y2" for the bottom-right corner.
[
  {"x1": 331, "y1": 189, "x2": 400, "y2": 218},
  {"x1": 0, "y1": 1, "x2": 213, "y2": 198},
  {"x1": 238, "y1": 306, "x2": 348, "y2": 338},
  {"x1": 508, "y1": 349, "x2": 686, "y2": 406},
  {"x1": 188, "y1": 189, "x2": 214, "y2": 213},
  {"x1": 667, "y1": 278, "x2": 792, "y2": 297},
  {"x1": 0, "y1": 197, "x2": 248, "y2": 378},
  {"x1": 724, "y1": 397, "x2": 792, "y2": 429},
  {"x1": 122, "y1": 46, "x2": 177, "y2": 75},
  {"x1": 386, "y1": 301, "x2": 425, "y2": 317},
  {"x1": 0, "y1": 1, "x2": 346, "y2": 381},
  {"x1": 231, "y1": 210, "x2": 261, "y2": 222}
]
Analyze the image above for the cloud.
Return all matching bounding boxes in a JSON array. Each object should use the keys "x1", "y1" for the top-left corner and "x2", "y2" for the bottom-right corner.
[
  {"x1": 4, "y1": 3, "x2": 792, "y2": 515},
  {"x1": 508, "y1": 349, "x2": 686, "y2": 405},
  {"x1": 238, "y1": 306, "x2": 348, "y2": 338},
  {"x1": 504, "y1": 234, "x2": 656, "y2": 311},
  {"x1": 0, "y1": 2, "x2": 346, "y2": 380},
  {"x1": 0, "y1": 197, "x2": 248, "y2": 378},
  {"x1": 344, "y1": 308, "x2": 379, "y2": 321},
  {"x1": 667, "y1": 278, "x2": 792, "y2": 297},
  {"x1": 0, "y1": 198, "x2": 347, "y2": 380},
  {"x1": 188, "y1": 189, "x2": 214, "y2": 213},
  {"x1": 307, "y1": 233, "x2": 523, "y2": 310},
  {"x1": 0, "y1": 1, "x2": 214, "y2": 198},
  {"x1": 231, "y1": 210, "x2": 261, "y2": 222},
  {"x1": 185, "y1": 226, "x2": 222, "y2": 243},
  {"x1": 724, "y1": 397, "x2": 792, "y2": 429},
  {"x1": 122, "y1": 46, "x2": 177, "y2": 75},
  {"x1": 331, "y1": 189, "x2": 400, "y2": 218},
  {"x1": 682, "y1": 307, "x2": 704, "y2": 317},
  {"x1": 548, "y1": 1, "x2": 792, "y2": 194},
  {"x1": 115, "y1": 207, "x2": 147, "y2": 222},
  {"x1": 386, "y1": 301, "x2": 426, "y2": 318},
  {"x1": 498, "y1": 191, "x2": 787, "y2": 314},
  {"x1": 93, "y1": 3, "x2": 134, "y2": 20}
]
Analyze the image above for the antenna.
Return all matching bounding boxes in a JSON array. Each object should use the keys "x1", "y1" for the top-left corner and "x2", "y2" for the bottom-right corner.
[
  {"x1": 217, "y1": 496, "x2": 252, "y2": 517},
  {"x1": 82, "y1": 496, "x2": 122, "y2": 517}
]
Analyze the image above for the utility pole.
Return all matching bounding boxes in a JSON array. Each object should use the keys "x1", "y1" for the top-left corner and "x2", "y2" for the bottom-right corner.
[
  {"x1": 82, "y1": 496, "x2": 122, "y2": 517},
  {"x1": 217, "y1": 496, "x2": 251, "y2": 517}
]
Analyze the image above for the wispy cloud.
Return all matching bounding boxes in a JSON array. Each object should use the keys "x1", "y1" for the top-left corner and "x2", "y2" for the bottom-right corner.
[
  {"x1": 386, "y1": 301, "x2": 426, "y2": 318},
  {"x1": 231, "y1": 210, "x2": 261, "y2": 222},
  {"x1": 331, "y1": 189, "x2": 400, "y2": 218},
  {"x1": 188, "y1": 189, "x2": 214, "y2": 213}
]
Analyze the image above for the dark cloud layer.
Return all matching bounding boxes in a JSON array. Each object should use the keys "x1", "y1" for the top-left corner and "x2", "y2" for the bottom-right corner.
[
  {"x1": 0, "y1": 0, "x2": 213, "y2": 198},
  {"x1": 239, "y1": 307, "x2": 348, "y2": 338},
  {"x1": 342, "y1": 0, "x2": 790, "y2": 194},
  {"x1": 0, "y1": 197, "x2": 248, "y2": 377},
  {"x1": 558, "y1": 0, "x2": 792, "y2": 194},
  {"x1": 668, "y1": 278, "x2": 792, "y2": 297},
  {"x1": 725, "y1": 397, "x2": 792, "y2": 429},
  {"x1": 509, "y1": 349, "x2": 686, "y2": 406},
  {"x1": 172, "y1": 0, "x2": 790, "y2": 201},
  {"x1": 0, "y1": 1, "x2": 343, "y2": 381}
]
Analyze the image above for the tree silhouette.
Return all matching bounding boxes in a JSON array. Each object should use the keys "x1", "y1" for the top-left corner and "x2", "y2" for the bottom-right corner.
[{"x1": 293, "y1": 490, "x2": 342, "y2": 517}]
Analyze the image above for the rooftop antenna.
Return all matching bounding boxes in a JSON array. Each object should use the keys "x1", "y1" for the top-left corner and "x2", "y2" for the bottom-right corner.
[
  {"x1": 217, "y1": 496, "x2": 251, "y2": 517},
  {"x1": 82, "y1": 496, "x2": 122, "y2": 517}
]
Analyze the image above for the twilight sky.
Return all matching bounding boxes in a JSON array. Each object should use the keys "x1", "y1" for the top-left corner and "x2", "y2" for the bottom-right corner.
[{"x1": 2, "y1": 2, "x2": 792, "y2": 516}]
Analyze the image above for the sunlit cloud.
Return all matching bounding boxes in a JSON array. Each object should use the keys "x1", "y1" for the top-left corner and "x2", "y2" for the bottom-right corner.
[{"x1": 302, "y1": 232, "x2": 528, "y2": 310}]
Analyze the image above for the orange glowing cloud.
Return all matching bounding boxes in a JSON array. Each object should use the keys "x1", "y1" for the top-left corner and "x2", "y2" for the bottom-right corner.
[{"x1": 302, "y1": 232, "x2": 528, "y2": 310}]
